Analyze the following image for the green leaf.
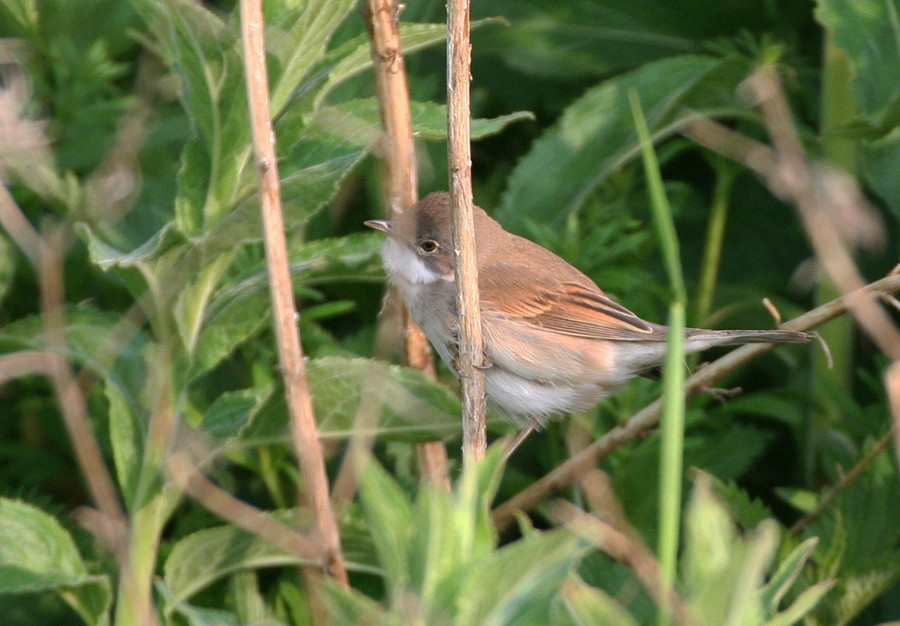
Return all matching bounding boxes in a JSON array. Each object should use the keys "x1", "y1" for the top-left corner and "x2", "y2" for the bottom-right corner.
[
  {"x1": 760, "y1": 538, "x2": 819, "y2": 612},
  {"x1": 357, "y1": 457, "x2": 415, "y2": 591},
  {"x1": 163, "y1": 511, "x2": 312, "y2": 605},
  {"x1": 106, "y1": 383, "x2": 142, "y2": 509},
  {"x1": 764, "y1": 580, "x2": 834, "y2": 626},
  {"x1": 311, "y1": 23, "x2": 448, "y2": 111},
  {"x1": 456, "y1": 529, "x2": 586, "y2": 626},
  {"x1": 0, "y1": 498, "x2": 112, "y2": 625},
  {"x1": 0, "y1": 499, "x2": 88, "y2": 591},
  {"x1": 200, "y1": 388, "x2": 271, "y2": 440},
  {"x1": 174, "y1": 252, "x2": 234, "y2": 354},
  {"x1": 0, "y1": 232, "x2": 15, "y2": 307},
  {"x1": 815, "y1": 0, "x2": 900, "y2": 122},
  {"x1": 325, "y1": 99, "x2": 534, "y2": 142},
  {"x1": 498, "y1": 54, "x2": 752, "y2": 233},
  {"x1": 188, "y1": 234, "x2": 383, "y2": 380},
  {"x1": 309, "y1": 357, "x2": 461, "y2": 441},
  {"x1": 323, "y1": 582, "x2": 392, "y2": 626},
  {"x1": 0, "y1": 307, "x2": 148, "y2": 424},
  {"x1": 559, "y1": 578, "x2": 640, "y2": 626},
  {"x1": 267, "y1": 0, "x2": 357, "y2": 117},
  {"x1": 862, "y1": 127, "x2": 900, "y2": 216}
]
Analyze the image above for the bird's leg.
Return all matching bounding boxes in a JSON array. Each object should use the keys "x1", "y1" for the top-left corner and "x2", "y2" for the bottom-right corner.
[{"x1": 503, "y1": 417, "x2": 540, "y2": 461}]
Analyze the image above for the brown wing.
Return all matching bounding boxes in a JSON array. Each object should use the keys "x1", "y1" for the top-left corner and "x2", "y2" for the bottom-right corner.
[{"x1": 479, "y1": 263, "x2": 667, "y2": 341}]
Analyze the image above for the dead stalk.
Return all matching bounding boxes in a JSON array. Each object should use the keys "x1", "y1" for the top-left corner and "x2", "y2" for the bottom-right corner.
[
  {"x1": 238, "y1": 0, "x2": 347, "y2": 585},
  {"x1": 363, "y1": 0, "x2": 450, "y2": 488},
  {"x1": 447, "y1": 0, "x2": 488, "y2": 462}
]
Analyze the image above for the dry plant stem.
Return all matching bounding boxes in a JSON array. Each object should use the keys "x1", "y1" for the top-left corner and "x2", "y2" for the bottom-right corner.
[
  {"x1": 888, "y1": 362, "x2": 900, "y2": 474},
  {"x1": 552, "y1": 500, "x2": 700, "y2": 626},
  {"x1": 167, "y1": 451, "x2": 324, "y2": 561},
  {"x1": 747, "y1": 68, "x2": 900, "y2": 361},
  {"x1": 447, "y1": 0, "x2": 488, "y2": 461},
  {"x1": 492, "y1": 273, "x2": 900, "y2": 530},
  {"x1": 364, "y1": 0, "x2": 449, "y2": 488},
  {"x1": 789, "y1": 426, "x2": 896, "y2": 535},
  {"x1": 363, "y1": 0, "x2": 418, "y2": 217},
  {"x1": 239, "y1": 0, "x2": 347, "y2": 585},
  {"x1": 1, "y1": 204, "x2": 128, "y2": 558}
]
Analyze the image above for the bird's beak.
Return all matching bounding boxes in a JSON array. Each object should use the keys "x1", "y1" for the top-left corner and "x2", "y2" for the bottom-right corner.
[{"x1": 364, "y1": 219, "x2": 394, "y2": 235}]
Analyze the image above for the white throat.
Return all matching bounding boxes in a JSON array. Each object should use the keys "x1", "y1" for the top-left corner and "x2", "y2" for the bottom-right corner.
[{"x1": 381, "y1": 238, "x2": 448, "y2": 285}]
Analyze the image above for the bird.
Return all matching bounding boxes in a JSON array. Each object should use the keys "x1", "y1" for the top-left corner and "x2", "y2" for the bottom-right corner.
[{"x1": 366, "y1": 191, "x2": 810, "y2": 448}]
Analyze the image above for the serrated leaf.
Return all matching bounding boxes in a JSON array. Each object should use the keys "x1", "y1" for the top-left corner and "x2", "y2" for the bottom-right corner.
[
  {"x1": 325, "y1": 98, "x2": 534, "y2": 142},
  {"x1": 0, "y1": 498, "x2": 88, "y2": 592},
  {"x1": 188, "y1": 234, "x2": 383, "y2": 380},
  {"x1": 163, "y1": 512, "x2": 313, "y2": 605},
  {"x1": 78, "y1": 221, "x2": 183, "y2": 270},
  {"x1": 499, "y1": 54, "x2": 751, "y2": 233},
  {"x1": 0, "y1": 498, "x2": 112, "y2": 625},
  {"x1": 267, "y1": 0, "x2": 357, "y2": 116},
  {"x1": 711, "y1": 477, "x2": 775, "y2": 532},
  {"x1": 200, "y1": 387, "x2": 271, "y2": 439},
  {"x1": 309, "y1": 357, "x2": 461, "y2": 441}
]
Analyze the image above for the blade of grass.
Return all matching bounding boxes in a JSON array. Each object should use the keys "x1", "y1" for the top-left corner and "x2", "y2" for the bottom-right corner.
[{"x1": 629, "y1": 89, "x2": 686, "y2": 626}]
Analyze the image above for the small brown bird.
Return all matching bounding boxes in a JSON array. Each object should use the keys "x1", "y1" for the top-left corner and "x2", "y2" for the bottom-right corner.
[{"x1": 367, "y1": 192, "x2": 809, "y2": 438}]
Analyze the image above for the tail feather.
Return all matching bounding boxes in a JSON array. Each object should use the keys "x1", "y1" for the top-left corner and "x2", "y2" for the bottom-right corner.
[{"x1": 685, "y1": 328, "x2": 811, "y2": 348}]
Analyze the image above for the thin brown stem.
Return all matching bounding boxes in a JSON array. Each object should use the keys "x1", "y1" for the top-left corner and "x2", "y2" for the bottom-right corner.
[
  {"x1": 238, "y1": 0, "x2": 347, "y2": 585},
  {"x1": 447, "y1": 0, "x2": 487, "y2": 462},
  {"x1": 552, "y1": 499, "x2": 701, "y2": 626},
  {"x1": 364, "y1": 0, "x2": 450, "y2": 487},
  {"x1": 167, "y1": 450, "x2": 324, "y2": 561},
  {"x1": 789, "y1": 426, "x2": 896, "y2": 535},
  {"x1": 492, "y1": 273, "x2": 900, "y2": 530}
]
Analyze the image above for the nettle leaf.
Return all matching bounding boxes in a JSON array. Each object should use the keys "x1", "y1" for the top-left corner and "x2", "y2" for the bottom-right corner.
[
  {"x1": 324, "y1": 98, "x2": 535, "y2": 142},
  {"x1": 499, "y1": 54, "x2": 752, "y2": 233},
  {"x1": 187, "y1": 233, "x2": 383, "y2": 380},
  {"x1": 815, "y1": 0, "x2": 900, "y2": 122},
  {"x1": 162, "y1": 511, "x2": 312, "y2": 606},
  {"x1": 200, "y1": 387, "x2": 272, "y2": 440},
  {"x1": 266, "y1": 0, "x2": 357, "y2": 117},
  {"x1": 309, "y1": 357, "x2": 461, "y2": 442},
  {"x1": 309, "y1": 17, "x2": 503, "y2": 111},
  {"x1": 0, "y1": 306, "x2": 148, "y2": 420},
  {"x1": 0, "y1": 498, "x2": 111, "y2": 625},
  {"x1": 134, "y1": 0, "x2": 250, "y2": 234}
]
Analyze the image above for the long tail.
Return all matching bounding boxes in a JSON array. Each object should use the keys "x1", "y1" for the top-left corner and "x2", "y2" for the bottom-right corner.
[{"x1": 685, "y1": 327, "x2": 811, "y2": 350}]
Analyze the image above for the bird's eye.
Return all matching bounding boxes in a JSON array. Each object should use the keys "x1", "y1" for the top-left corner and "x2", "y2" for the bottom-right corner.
[{"x1": 418, "y1": 239, "x2": 439, "y2": 253}]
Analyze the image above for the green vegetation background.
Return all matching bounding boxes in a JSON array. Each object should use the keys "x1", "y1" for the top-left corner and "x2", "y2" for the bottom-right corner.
[{"x1": 0, "y1": 0, "x2": 898, "y2": 624}]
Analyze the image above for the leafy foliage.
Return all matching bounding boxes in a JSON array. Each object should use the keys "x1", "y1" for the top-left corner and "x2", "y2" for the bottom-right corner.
[{"x1": 0, "y1": 0, "x2": 898, "y2": 623}]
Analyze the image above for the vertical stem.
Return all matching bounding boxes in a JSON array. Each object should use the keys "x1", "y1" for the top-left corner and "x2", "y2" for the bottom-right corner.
[
  {"x1": 630, "y1": 90, "x2": 686, "y2": 626},
  {"x1": 806, "y1": 37, "x2": 858, "y2": 481},
  {"x1": 447, "y1": 0, "x2": 487, "y2": 462},
  {"x1": 239, "y1": 0, "x2": 347, "y2": 585},
  {"x1": 693, "y1": 163, "x2": 736, "y2": 327},
  {"x1": 364, "y1": 0, "x2": 449, "y2": 488}
]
